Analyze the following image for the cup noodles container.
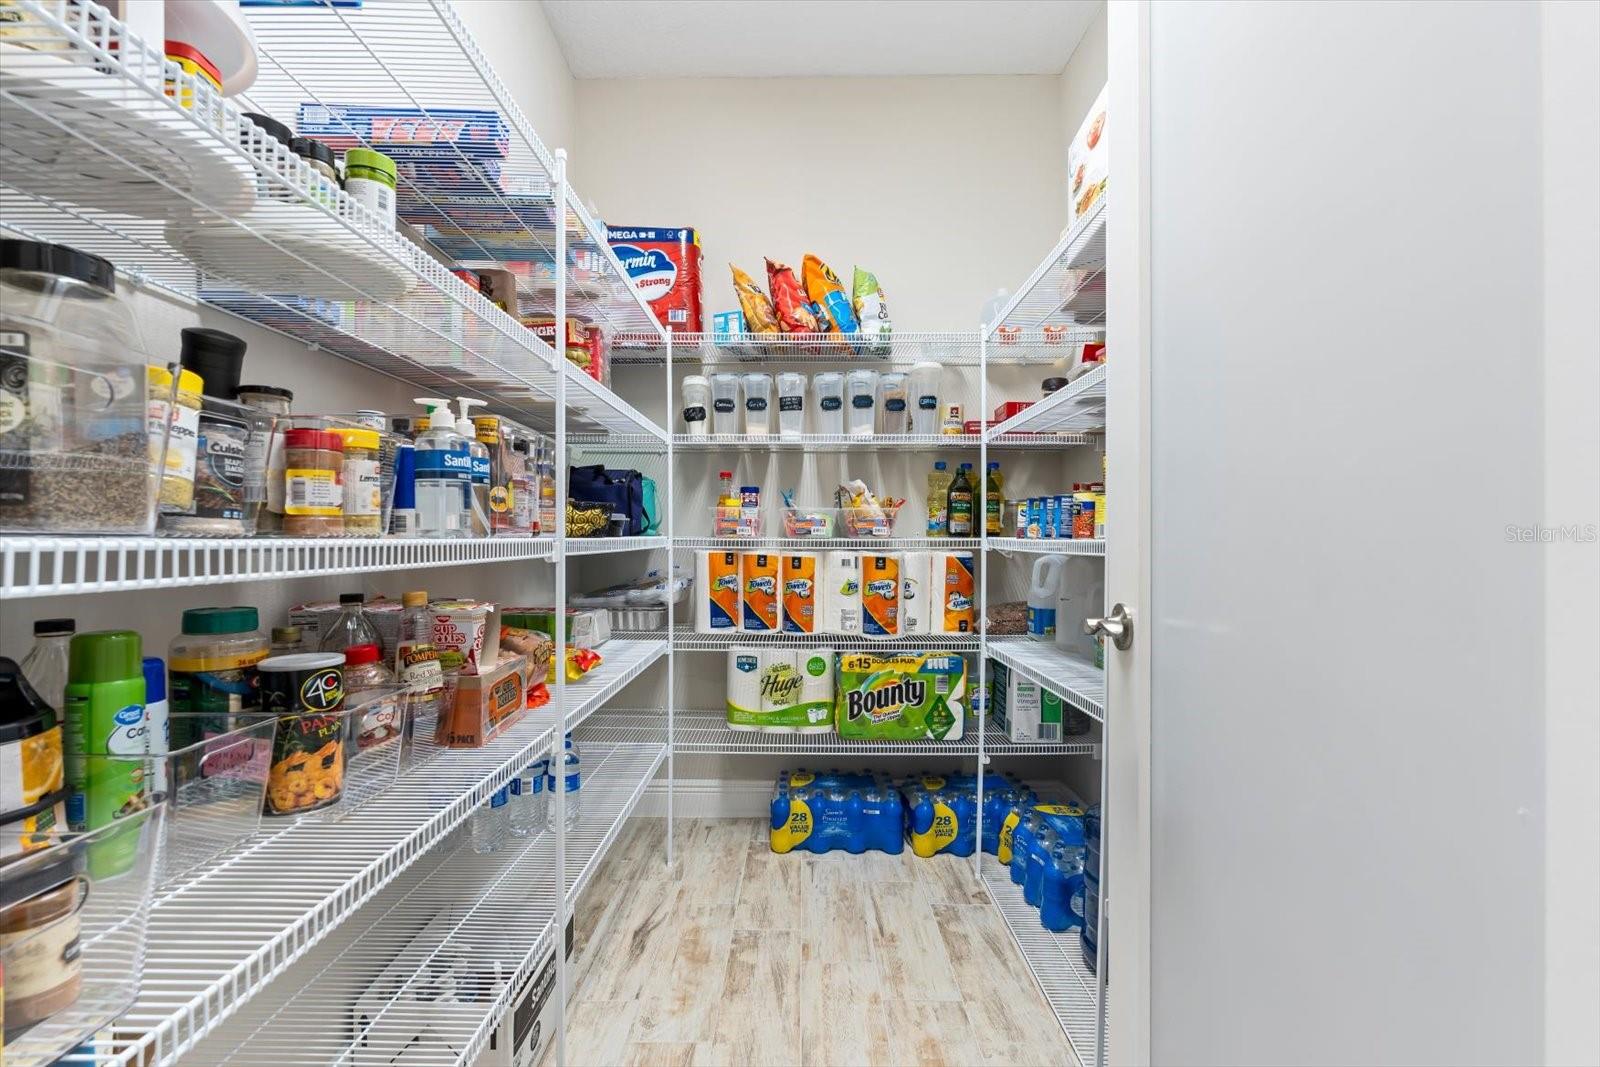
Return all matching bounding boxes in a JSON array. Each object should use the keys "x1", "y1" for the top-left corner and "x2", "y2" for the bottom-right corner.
[
  {"x1": 606, "y1": 226, "x2": 703, "y2": 334},
  {"x1": 429, "y1": 599, "x2": 502, "y2": 675},
  {"x1": 1068, "y1": 83, "x2": 1108, "y2": 226}
]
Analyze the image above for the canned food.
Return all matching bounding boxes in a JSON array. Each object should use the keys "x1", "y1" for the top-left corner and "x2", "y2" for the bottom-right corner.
[{"x1": 257, "y1": 653, "x2": 346, "y2": 815}]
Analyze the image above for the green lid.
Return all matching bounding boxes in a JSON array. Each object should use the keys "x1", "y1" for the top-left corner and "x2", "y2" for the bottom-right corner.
[
  {"x1": 182, "y1": 606, "x2": 260, "y2": 635},
  {"x1": 68, "y1": 631, "x2": 142, "y2": 683},
  {"x1": 344, "y1": 148, "x2": 396, "y2": 185}
]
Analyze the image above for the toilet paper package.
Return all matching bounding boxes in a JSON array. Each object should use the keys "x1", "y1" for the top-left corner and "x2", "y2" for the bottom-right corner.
[
  {"x1": 795, "y1": 647, "x2": 835, "y2": 733},
  {"x1": 726, "y1": 649, "x2": 765, "y2": 730}
]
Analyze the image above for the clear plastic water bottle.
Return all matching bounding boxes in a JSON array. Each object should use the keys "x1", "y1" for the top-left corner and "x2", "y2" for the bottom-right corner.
[
  {"x1": 527, "y1": 756, "x2": 549, "y2": 829},
  {"x1": 546, "y1": 734, "x2": 581, "y2": 831},
  {"x1": 507, "y1": 763, "x2": 538, "y2": 838},
  {"x1": 471, "y1": 785, "x2": 509, "y2": 854}
]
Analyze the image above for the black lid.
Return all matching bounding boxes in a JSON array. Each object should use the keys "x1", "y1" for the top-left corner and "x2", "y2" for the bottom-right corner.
[
  {"x1": 32, "y1": 618, "x2": 74, "y2": 636},
  {"x1": 180, "y1": 327, "x2": 248, "y2": 399},
  {"x1": 0, "y1": 830, "x2": 83, "y2": 911},
  {"x1": 243, "y1": 112, "x2": 293, "y2": 146},
  {"x1": 0, "y1": 239, "x2": 115, "y2": 294},
  {"x1": 289, "y1": 135, "x2": 335, "y2": 170},
  {"x1": 0, "y1": 656, "x2": 58, "y2": 744},
  {"x1": 339, "y1": 592, "x2": 365, "y2": 605},
  {"x1": 512, "y1": 440, "x2": 530, "y2": 454},
  {"x1": 234, "y1": 383, "x2": 294, "y2": 403},
  {"x1": 1042, "y1": 377, "x2": 1069, "y2": 392}
]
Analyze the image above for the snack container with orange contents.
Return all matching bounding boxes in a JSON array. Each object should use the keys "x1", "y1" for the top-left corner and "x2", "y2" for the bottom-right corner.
[{"x1": 257, "y1": 653, "x2": 347, "y2": 816}]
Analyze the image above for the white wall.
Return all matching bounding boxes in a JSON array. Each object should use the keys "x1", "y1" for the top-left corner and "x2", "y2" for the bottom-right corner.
[
  {"x1": 1144, "y1": 3, "x2": 1549, "y2": 1063},
  {"x1": 1059, "y1": 3, "x2": 1108, "y2": 150},
  {"x1": 573, "y1": 75, "x2": 1067, "y2": 331},
  {"x1": 455, "y1": 0, "x2": 576, "y2": 155}
]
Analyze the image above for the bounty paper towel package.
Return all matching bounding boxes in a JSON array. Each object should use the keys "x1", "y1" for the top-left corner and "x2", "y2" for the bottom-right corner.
[{"x1": 835, "y1": 650, "x2": 967, "y2": 741}]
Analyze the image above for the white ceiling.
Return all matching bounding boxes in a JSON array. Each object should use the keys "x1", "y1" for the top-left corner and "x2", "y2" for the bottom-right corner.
[{"x1": 541, "y1": 0, "x2": 1102, "y2": 79}]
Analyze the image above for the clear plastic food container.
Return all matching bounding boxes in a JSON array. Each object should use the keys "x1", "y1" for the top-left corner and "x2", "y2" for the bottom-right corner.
[
  {"x1": 876, "y1": 372, "x2": 909, "y2": 434},
  {"x1": 845, "y1": 369, "x2": 878, "y2": 437},
  {"x1": 776, "y1": 372, "x2": 806, "y2": 438},
  {"x1": 741, "y1": 372, "x2": 773, "y2": 436},
  {"x1": 812, "y1": 372, "x2": 845, "y2": 436},
  {"x1": 1, "y1": 240, "x2": 160, "y2": 535}
]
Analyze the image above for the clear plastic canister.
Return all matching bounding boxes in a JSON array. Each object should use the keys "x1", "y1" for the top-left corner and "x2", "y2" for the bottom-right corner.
[
  {"x1": 681, "y1": 375, "x2": 710, "y2": 437},
  {"x1": 710, "y1": 374, "x2": 741, "y2": 435},
  {"x1": 845, "y1": 369, "x2": 879, "y2": 437},
  {"x1": 876, "y1": 372, "x2": 908, "y2": 434},
  {"x1": 741, "y1": 373, "x2": 773, "y2": 436},
  {"x1": 776, "y1": 372, "x2": 806, "y2": 438},
  {"x1": 812, "y1": 372, "x2": 845, "y2": 436},
  {"x1": 908, "y1": 362, "x2": 942, "y2": 435}
]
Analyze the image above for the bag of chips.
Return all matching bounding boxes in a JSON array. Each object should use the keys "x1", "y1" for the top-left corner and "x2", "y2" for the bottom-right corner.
[
  {"x1": 766, "y1": 258, "x2": 820, "y2": 334},
  {"x1": 803, "y1": 254, "x2": 858, "y2": 334},
  {"x1": 730, "y1": 263, "x2": 780, "y2": 334},
  {"x1": 852, "y1": 267, "x2": 891, "y2": 349}
]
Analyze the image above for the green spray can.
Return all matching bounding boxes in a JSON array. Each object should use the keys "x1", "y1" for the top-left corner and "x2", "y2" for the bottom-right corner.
[{"x1": 64, "y1": 630, "x2": 147, "y2": 876}]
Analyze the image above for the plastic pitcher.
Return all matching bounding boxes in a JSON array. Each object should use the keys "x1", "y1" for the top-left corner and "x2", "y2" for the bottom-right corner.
[{"x1": 1027, "y1": 556, "x2": 1065, "y2": 640}]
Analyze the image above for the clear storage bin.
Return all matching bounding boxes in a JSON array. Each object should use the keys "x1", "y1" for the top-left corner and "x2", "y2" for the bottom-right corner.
[
  {"x1": 0, "y1": 240, "x2": 161, "y2": 535},
  {"x1": 247, "y1": 685, "x2": 409, "y2": 824},
  {"x1": 0, "y1": 803, "x2": 165, "y2": 1067},
  {"x1": 158, "y1": 394, "x2": 276, "y2": 537},
  {"x1": 780, "y1": 505, "x2": 898, "y2": 539},
  {"x1": 711, "y1": 505, "x2": 764, "y2": 538}
]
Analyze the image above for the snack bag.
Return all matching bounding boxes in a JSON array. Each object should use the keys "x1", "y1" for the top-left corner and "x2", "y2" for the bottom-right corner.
[
  {"x1": 766, "y1": 258, "x2": 820, "y2": 334},
  {"x1": 803, "y1": 254, "x2": 858, "y2": 334},
  {"x1": 730, "y1": 264, "x2": 780, "y2": 334},
  {"x1": 852, "y1": 267, "x2": 892, "y2": 348}
]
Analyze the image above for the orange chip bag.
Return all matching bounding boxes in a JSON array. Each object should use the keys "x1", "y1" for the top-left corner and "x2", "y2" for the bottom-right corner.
[
  {"x1": 766, "y1": 258, "x2": 820, "y2": 334},
  {"x1": 802, "y1": 254, "x2": 858, "y2": 334},
  {"x1": 730, "y1": 263, "x2": 780, "y2": 334}
]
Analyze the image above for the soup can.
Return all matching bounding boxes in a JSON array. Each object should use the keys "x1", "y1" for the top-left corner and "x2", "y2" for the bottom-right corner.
[{"x1": 257, "y1": 653, "x2": 347, "y2": 815}]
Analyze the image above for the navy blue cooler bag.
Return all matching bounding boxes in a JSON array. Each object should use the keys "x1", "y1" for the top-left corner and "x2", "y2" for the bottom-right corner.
[{"x1": 568, "y1": 465, "x2": 658, "y2": 536}]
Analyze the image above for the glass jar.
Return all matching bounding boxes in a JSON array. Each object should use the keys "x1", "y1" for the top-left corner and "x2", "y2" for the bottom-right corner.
[
  {"x1": 289, "y1": 135, "x2": 338, "y2": 207},
  {"x1": 148, "y1": 365, "x2": 203, "y2": 512},
  {"x1": 269, "y1": 626, "x2": 303, "y2": 656},
  {"x1": 329, "y1": 427, "x2": 382, "y2": 536},
  {"x1": 0, "y1": 239, "x2": 155, "y2": 534},
  {"x1": 282, "y1": 428, "x2": 344, "y2": 536},
  {"x1": 236, "y1": 385, "x2": 293, "y2": 533}
]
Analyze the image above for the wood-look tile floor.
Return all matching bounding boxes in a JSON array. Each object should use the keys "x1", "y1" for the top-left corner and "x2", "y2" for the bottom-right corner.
[{"x1": 546, "y1": 818, "x2": 1076, "y2": 1067}]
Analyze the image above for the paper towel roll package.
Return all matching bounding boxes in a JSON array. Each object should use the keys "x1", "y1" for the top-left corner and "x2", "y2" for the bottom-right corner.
[
  {"x1": 741, "y1": 551, "x2": 782, "y2": 632},
  {"x1": 900, "y1": 551, "x2": 930, "y2": 635},
  {"x1": 861, "y1": 553, "x2": 901, "y2": 639},
  {"x1": 780, "y1": 552, "x2": 819, "y2": 634},
  {"x1": 726, "y1": 649, "x2": 764, "y2": 730},
  {"x1": 696, "y1": 550, "x2": 741, "y2": 633},
  {"x1": 823, "y1": 551, "x2": 861, "y2": 635},
  {"x1": 933, "y1": 551, "x2": 976, "y2": 633}
]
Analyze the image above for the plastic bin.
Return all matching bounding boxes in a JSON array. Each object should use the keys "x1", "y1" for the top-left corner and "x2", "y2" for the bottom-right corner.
[
  {"x1": 150, "y1": 713, "x2": 277, "y2": 887},
  {"x1": 779, "y1": 505, "x2": 898, "y2": 539}
]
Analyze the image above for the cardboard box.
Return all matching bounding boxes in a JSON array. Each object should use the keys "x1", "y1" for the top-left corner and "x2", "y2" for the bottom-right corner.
[
  {"x1": 434, "y1": 653, "x2": 526, "y2": 748},
  {"x1": 989, "y1": 658, "x2": 1063, "y2": 742},
  {"x1": 605, "y1": 226, "x2": 703, "y2": 334},
  {"x1": 500, "y1": 607, "x2": 610, "y2": 650},
  {"x1": 1067, "y1": 84, "x2": 1108, "y2": 226}
]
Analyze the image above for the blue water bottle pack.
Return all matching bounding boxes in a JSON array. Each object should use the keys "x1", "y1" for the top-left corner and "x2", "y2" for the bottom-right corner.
[
  {"x1": 902, "y1": 773, "x2": 979, "y2": 857},
  {"x1": 770, "y1": 769, "x2": 904, "y2": 855}
]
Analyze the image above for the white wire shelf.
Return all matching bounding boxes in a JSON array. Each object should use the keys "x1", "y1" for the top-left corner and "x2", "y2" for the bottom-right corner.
[
  {"x1": 670, "y1": 432, "x2": 1094, "y2": 451},
  {"x1": 672, "y1": 626, "x2": 979, "y2": 652},
  {"x1": 0, "y1": 536, "x2": 557, "y2": 599},
  {"x1": 674, "y1": 536, "x2": 982, "y2": 551},
  {"x1": 986, "y1": 536, "x2": 1106, "y2": 557},
  {"x1": 987, "y1": 638, "x2": 1105, "y2": 723},
  {"x1": 980, "y1": 853, "x2": 1102, "y2": 1067},
  {"x1": 986, "y1": 364, "x2": 1108, "y2": 438},
  {"x1": 237, "y1": 0, "x2": 664, "y2": 341},
  {"x1": 170, "y1": 743, "x2": 666, "y2": 1067},
  {"x1": 609, "y1": 329, "x2": 1107, "y2": 366},
  {"x1": 584, "y1": 709, "x2": 1098, "y2": 756},
  {"x1": 985, "y1": 198, "x2": 1108, "y2": 335},
  {"x1": 0, "y1": 1, "x2": 663, "y2": 438},
  {"x1": 92, "y1": 638, "x2": 663, "y2": 1067},
  {"x1": 564, "y1": 535, "x2": 668, "y2": 557}
]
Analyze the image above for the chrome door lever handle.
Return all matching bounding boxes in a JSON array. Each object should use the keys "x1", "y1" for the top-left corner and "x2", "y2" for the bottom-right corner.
[{"x1": 1084, "y1": 602, "x2": 1134, "y2": 651}]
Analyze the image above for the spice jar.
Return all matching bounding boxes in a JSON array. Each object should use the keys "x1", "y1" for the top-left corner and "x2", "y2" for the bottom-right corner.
[
  {"x1": 343, "y1": 148, "x2": 397, "y2": 230},
  {"x1": 165, "y1": 327, "x2": 255, "y2": 537},
  {"x1": 147, "y1": 365, "x2": 203, "y2": 511},
  {"x1": 290, "y1": 135, "x2": 338, "y2": 206},
  {"x1": 283, "y1": 428, "x2": 344, "y2": 537},
  {"x1": 0, "y1": 850, "x2": 86, "y2": 1029},
  {"x1": 329, "y1": 427, "x2": 382, "y2": 536},
  {"x1": 236, "y1": 385, "x2": 293, "y2": 533},
  {"x1": 340, "y1": 643, "x2": 402, "y2": 751}
]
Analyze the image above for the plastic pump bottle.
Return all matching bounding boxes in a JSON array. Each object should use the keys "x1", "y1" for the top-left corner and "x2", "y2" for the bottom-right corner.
[
  {"x1": 456, "y1": 397, "x2": 492, "y2": 537},
  {"x1": 412, "y1": 398, "x2": 469, "y2": 538}
]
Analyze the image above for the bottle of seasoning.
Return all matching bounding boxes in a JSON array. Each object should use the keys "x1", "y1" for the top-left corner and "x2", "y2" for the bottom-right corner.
[
  {"x1": 166, "y1": 327, "x2": 251, "y2": 536},
  {"x1": 341, "y1": 643, "x2": 401, "y2": 751},
  {"x1": 330, "y1": 427, "x2": 382, "y2": 536},
  {"x1": 343, "y1": 148, "x2": 397, "y2": 230},
  {"x1": 282, "y1": 428, "x2": 344, "y2": 537},
  {"x1": 946, "y1": 463, "x2": 975, "y2": 536},
  {"x1": 63, "y1": 630, "x2": 145, "y2": 877},
  {"x1": 168, "y1": 607, "x2": 268, "y2": 741},
  {"x1": 236, "y1": 384, "x2": 293, "y2": 533},
  {"x1": 149, "y1": 365, "x2": 203, "y2": 512},
  {"x1": 270, "y1": 626, "x2": 304, "y2": 656},
  {"x1": 1, "y1": 656, "x2": 69, "y2": 862}
]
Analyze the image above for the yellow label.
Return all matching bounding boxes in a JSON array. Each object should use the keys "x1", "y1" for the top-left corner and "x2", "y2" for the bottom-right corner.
[
  {"x1": 284, "y1": 468, "x2": 342, "y2": 516},
  {"x1": 997, "y1": 810, "x2": 1023, "y2": 864},
  {"x1": 920, "y1": 776, "x2": 946, "y2": 790},
  {"x1": 910, "y1": 800, "x2": 959, "y2": 858},
  {"x1": 770, "y1": 795, "x2": 813, "y2": 853},
  {"x1": 788, "y1": 771, "x2": 815, "y2": 787},
  {"x1": 1034, "y1": 803, "x2": 1086, "y2": 817}
]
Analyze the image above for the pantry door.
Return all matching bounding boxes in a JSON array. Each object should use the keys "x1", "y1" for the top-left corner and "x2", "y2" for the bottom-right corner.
[{"x1": 1114, "y1": 2, "x2": 1570, "y2": 1065}]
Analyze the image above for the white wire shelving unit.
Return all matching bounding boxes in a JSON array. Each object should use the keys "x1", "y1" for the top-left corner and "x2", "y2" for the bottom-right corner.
[
  {"x1": 585, "y1": 709, "x2": 1098, "y2": 757},
  {"x1": 674, "y1": 535, "x2": 982, "y2": 551},
  {"x1": 975, "y1": 195, "x2": 1111, "y2": 1065},
  {"x1": 672, "y1": 431, "x2": 1094, "y2": 451},
  {"x1": 670, "y1": 626, "x2": 980, "y2": 653},
  {"x1": 2, "y1": 3, "x2": 676, "y2": 1065},
  {"x1": 611, "y1": 328, "x2": 1105, "y2": 367},
  {"x1": 172, "y1": 742, "x2": 667, "y2": 1067},
  {"x1": 0, "y1": 536, "x2": 557, "y2": 598}
]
